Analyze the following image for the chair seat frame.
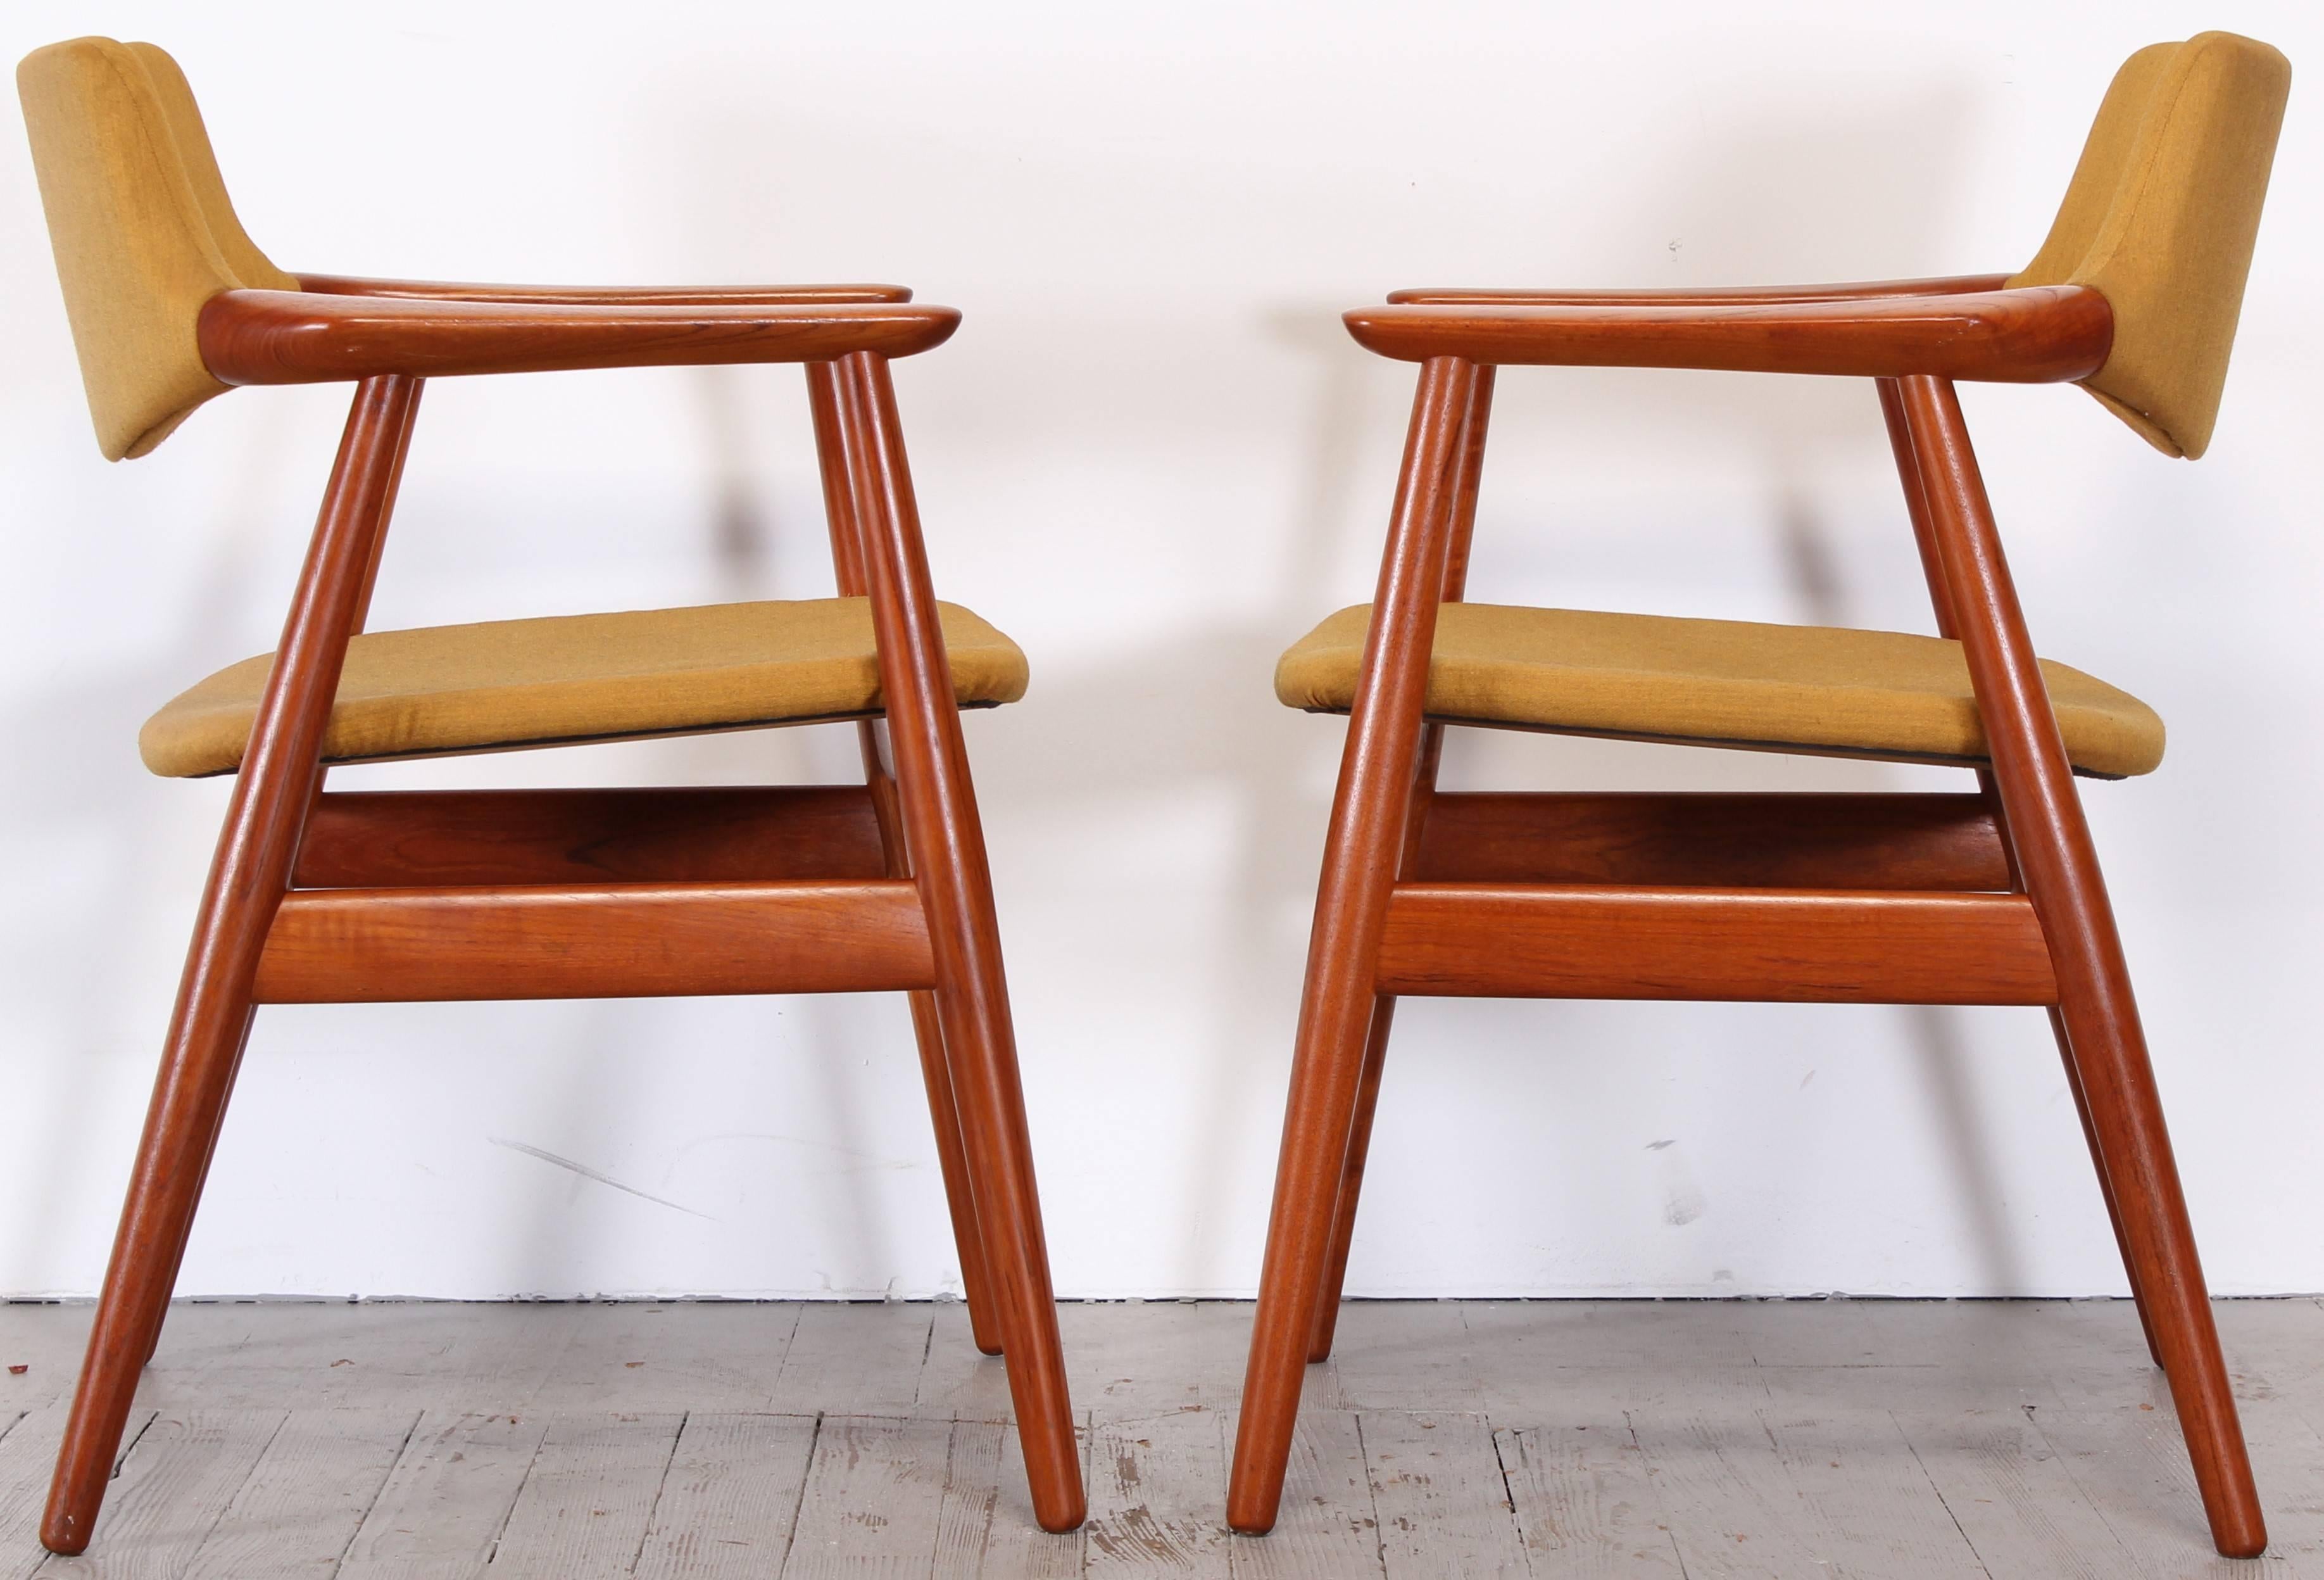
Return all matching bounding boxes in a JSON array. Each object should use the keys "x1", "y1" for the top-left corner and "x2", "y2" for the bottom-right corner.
[
  {"x1": 41, "y1": 285, "x2": 1087, "y2": 1552},
  {"x1": 1224, "y1": 279, "x2": 2267, "y2": 1558}
]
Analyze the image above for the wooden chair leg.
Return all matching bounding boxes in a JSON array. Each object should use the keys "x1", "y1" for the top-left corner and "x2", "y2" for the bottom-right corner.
[
  {"x1": 139, "y1": 394, "x2": 424, "y2": 1377},
  {"x1": 1883, "y1": 381, "x2": 2172, "y2": 1377},
  {"x1": 1228, "y1": 355, "x2": 1478, "y2": 1534},
  {"x1": 2040, "y1": 889, "x2": 2261, "y2": 1554},
  {"x1": 42, "y1": 375, "x2": 420, "y2": 1557},
  {"x1": 46, "y1": 971, "x2": 261, "y2": 1554},
  {"x1": 905, "y1": 986, "x2": 1004, "y2": 1355},
  {"x1": 1307, "y1": 996, "x2": 1397, "y2": 1362},
  {"x1": 1306, "y1": 373, "x2": 1490, "y2": 1368},
  {"x1": 840, "y1": 352, "x2": 1083, "y2": 1531},
  {"x1": 858, "y1": 719, "x2": 1004, "y2": 1356},
  {"x1": 817, "y1": 373, "x2": 1005, "y2": 1358},
  {"x1": 2049, "y1": 1006, "x2": 2166, "y2": 1369},
  {"x1": 1904, "y1": 374, "x2": 2263, "y2": 1558}
]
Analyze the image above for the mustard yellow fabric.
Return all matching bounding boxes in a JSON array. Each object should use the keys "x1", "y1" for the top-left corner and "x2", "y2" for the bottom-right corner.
[
  {"x1": 2010, "y1": 32, "x2": 2291, "y2": 458},
  {"x1": 123, "y1": 43, "x2": 296, "y2": 295},
  {"x1": 1276, "y1": 602, "x2": 2164, "y2": 779},
  {"x1": 141, "y1": 597, "x2": 1031, "y2": 778},
  {"x1": 16, "y1": 38, "x2": 292, "y2": 460}
]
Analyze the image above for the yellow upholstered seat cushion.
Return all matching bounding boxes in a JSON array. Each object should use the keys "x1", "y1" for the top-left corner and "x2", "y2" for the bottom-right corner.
[
  {"x1": 141, "y1": 596, "x2": 1029, "y2": 778},
  {"x1": 1275, "y1": 602, "x2": 2164, "y2": 779}
]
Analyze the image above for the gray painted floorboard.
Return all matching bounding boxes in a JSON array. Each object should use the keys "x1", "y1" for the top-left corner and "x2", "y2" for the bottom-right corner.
[{"x1": 0, "y1": 1299, "x2": 2316, "y2": 1576}]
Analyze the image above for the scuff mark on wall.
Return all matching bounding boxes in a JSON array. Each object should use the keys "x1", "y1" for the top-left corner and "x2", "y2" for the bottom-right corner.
[{"x1": 488, "y1": 1136, "x2": 715, "y2": 1220}]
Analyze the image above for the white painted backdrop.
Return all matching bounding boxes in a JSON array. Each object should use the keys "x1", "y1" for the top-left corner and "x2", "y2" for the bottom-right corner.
[{"x1": 1, "y1": 0, "x2": 2317, "y2": 1301}]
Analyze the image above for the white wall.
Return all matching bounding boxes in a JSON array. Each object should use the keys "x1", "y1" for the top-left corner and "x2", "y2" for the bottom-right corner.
[{"x1": 1, "y1": 0, "x2": 2318, "y2": 1301}]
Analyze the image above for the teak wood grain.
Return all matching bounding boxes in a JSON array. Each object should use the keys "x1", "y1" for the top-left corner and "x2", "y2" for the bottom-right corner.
[
  {"x1": 197, "y1": 291, "x2": 960, "y2": 384},
  {"x1": 1412, "y1": 791, "x2": 2012, "y2": 891},
  {"x1": 252, "y1": 880, "x2": 936, "y2": 1002},
  {"x1": 1373, "y1": 883, "x2": 2058, "y2": 1004},
  {"x1": 292, "y1": 787, "x2": 889, "y2": 888},
  {"x1": 1385, "y1": 272, "x2": 2014, "y2": 305},
  {"x1": 294, "y1": 274, "x2": 914, "y2": 305},
  {"x1": 1343, "y1": 286, "x2": 2112, "y2": 381}
]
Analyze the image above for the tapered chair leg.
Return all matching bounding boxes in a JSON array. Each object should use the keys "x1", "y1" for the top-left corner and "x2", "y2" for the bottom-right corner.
[
  {"x1": 42, "y1": 375, "x2": 420, "y2": 1557},
  {"x1": 906, "y1": 987, "x2": 1004, "y2": 1354},
  {"x1": 44, "y1": 997, "x2": 259, "y2": 1552},
  {"x1": 1881, "y1": 381, "x2": 2168, "y2": 1375},
  {"x1": 2045, "y1": 918, "x2": 2261, "y2": 1555},
  {"x1": 857, "y1": 717, "x2": 1004, "y2": 1357},
  {"x1": 1229, "y1": 355, "x2": 1478, "y2": 1534},
  {"x1": 840, "y1": 351, "x2": 1083, "y2": 1531},
  {"x1": 1906, "y1": 373, "x2": 2263, "y2": 1558},
  {"x1": 1307, "y1": 997, "x2": 1397, "y2": 1362},
  {"x1": 2049, "y1": 1006, "x2": 2166, "y2": 1369},
  {"x1": 1306, "y1": 378, "x2": 1490, "y2": 1370}
]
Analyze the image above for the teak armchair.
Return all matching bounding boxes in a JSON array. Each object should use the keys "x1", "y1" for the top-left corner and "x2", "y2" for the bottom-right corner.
[
  {"x1": 1229, "y1": 32, "x2": 2289, "y2": 1557},
  {"x1": 18, "y1": 37, "x2": 1084, "y2": 1552}
]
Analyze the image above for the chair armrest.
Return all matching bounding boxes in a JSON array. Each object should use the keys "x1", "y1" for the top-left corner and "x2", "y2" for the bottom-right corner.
[
  {"x1": 1385, "y1": 274, "x2": 2014, "y2": 306},
  {"x1": 293, "y1": 274, "x2": 914, "y2": 305},
  {"x1": 1341, "y1": 286, "x2": 2111, "y2": 382},
  {"x1": 198, "y1": 290, "x2": 959, "y2": 384}
]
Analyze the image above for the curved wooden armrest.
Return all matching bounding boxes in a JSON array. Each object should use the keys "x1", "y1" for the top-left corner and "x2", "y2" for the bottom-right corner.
[
  {"x1": 1385, "y1": 273, "x2": 2014, "y2": 307},
  {"x1": 294, "y1": 274, "x2": 913, "y2": 305},
  {"x1": 1342, "y1": 286, "x2": 2111, "y2": 382},
  {"x1": 198, "y1": 291, "x2": 959, "y2": 384}
]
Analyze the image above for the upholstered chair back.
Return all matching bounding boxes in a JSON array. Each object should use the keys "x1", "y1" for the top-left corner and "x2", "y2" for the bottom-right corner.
[
  {"x1": 2010, "y1": 32, "x2": 2292, "y2": 458},
  {"x1": 17, "y1": 38, "x2": 298, "y2": 460}
]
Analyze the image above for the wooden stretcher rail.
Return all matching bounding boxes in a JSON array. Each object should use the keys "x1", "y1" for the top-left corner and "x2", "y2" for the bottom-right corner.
[
  {"x1": 1374, "y1": 882, "x2": 2058, "y2": 1004},
  {"x1": 293, "y1": 787, "x2": 888, "y2": 888},
  {"x1": 254, "y1": 878, "x2": 934, "y2": 1002},
  {"x1": 1412, "y1": 792, "x2": 2013, "y2": 891}
]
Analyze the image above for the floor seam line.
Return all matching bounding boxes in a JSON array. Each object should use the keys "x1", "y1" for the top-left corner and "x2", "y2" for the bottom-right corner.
[
  {"x1": 626, "y1": 1407, "x2": 688, "y2": 1576},
  {"x1": 774, "y1": 1410, "x2": 824, "y2": 1580},
  {"x1": 328, "y1": 1408, "x2": 425, "y2": 1579},
  {"x1": 1893, "y1": 1406, "x2": 1995, "y2": 1579}
]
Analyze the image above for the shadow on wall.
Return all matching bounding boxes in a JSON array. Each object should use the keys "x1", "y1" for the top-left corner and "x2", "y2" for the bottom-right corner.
[
  {"x1": 0, "y1": 400, "x2": 306, "y2": 1286},
  {"x1": 10, "y1": 55, "x2": 2066, "y2": 1296},
  {"x1": 610, "y1": 56, "x2": 2049, "y2": 1294}
]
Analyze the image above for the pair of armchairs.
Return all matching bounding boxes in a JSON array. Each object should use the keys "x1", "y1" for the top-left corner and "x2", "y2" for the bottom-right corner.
[{"x1": 17, "y1": 30, "x2": 2289, "y2": 1560}]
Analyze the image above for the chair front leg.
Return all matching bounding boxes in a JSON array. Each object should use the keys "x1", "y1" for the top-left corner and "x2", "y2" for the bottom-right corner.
[
  {"x1": 811, "y1": 365, "x2": 1003, "y2": 1354},
  {"x1": 839, "y1": 353, "x2": 1084, "y2": 1532},
  {"x1": 1307, "y1": 369, "x2": 1494, "y2": 1366},
  {"x1": 1902, "y1": 374, "x2": 2264, "y2": 1559},
  {"x1": 1228, "y1": 355, "x2": 1480, "y2": 1534},
  {"x1": 42, "y1": 375, "x2": 422, "y2": 1557}
]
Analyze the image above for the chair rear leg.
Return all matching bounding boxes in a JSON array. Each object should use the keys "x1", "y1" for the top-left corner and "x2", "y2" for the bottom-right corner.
[
  {"x1": 2049, "y1": 1006, "x2": 2166, "y2": 1369},
  {"x1": 860, "y1": 719, "x2": 1003, "y2": 1355},
  {"x1": 926, "y1": 922, "x2": 1082, "y2": 1527},
  {"x1": 906, "y1": 987, "x2": 1003, "y2": 1354},
  {"x1": 1904, "y1": 374, "x2": 2262, "y2": 1558},
  {"x1": 1307, "y1": 995, "x2": 1397, "y2": 1362},
  {"x1": 2044, "y1": 909, "x2": 2262, "y2": 1555}
]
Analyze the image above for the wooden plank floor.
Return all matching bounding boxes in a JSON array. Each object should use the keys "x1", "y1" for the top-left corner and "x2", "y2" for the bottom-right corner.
[{"x1": 3, "y1": 1299, "x2": 2320, "y2": 1576}]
